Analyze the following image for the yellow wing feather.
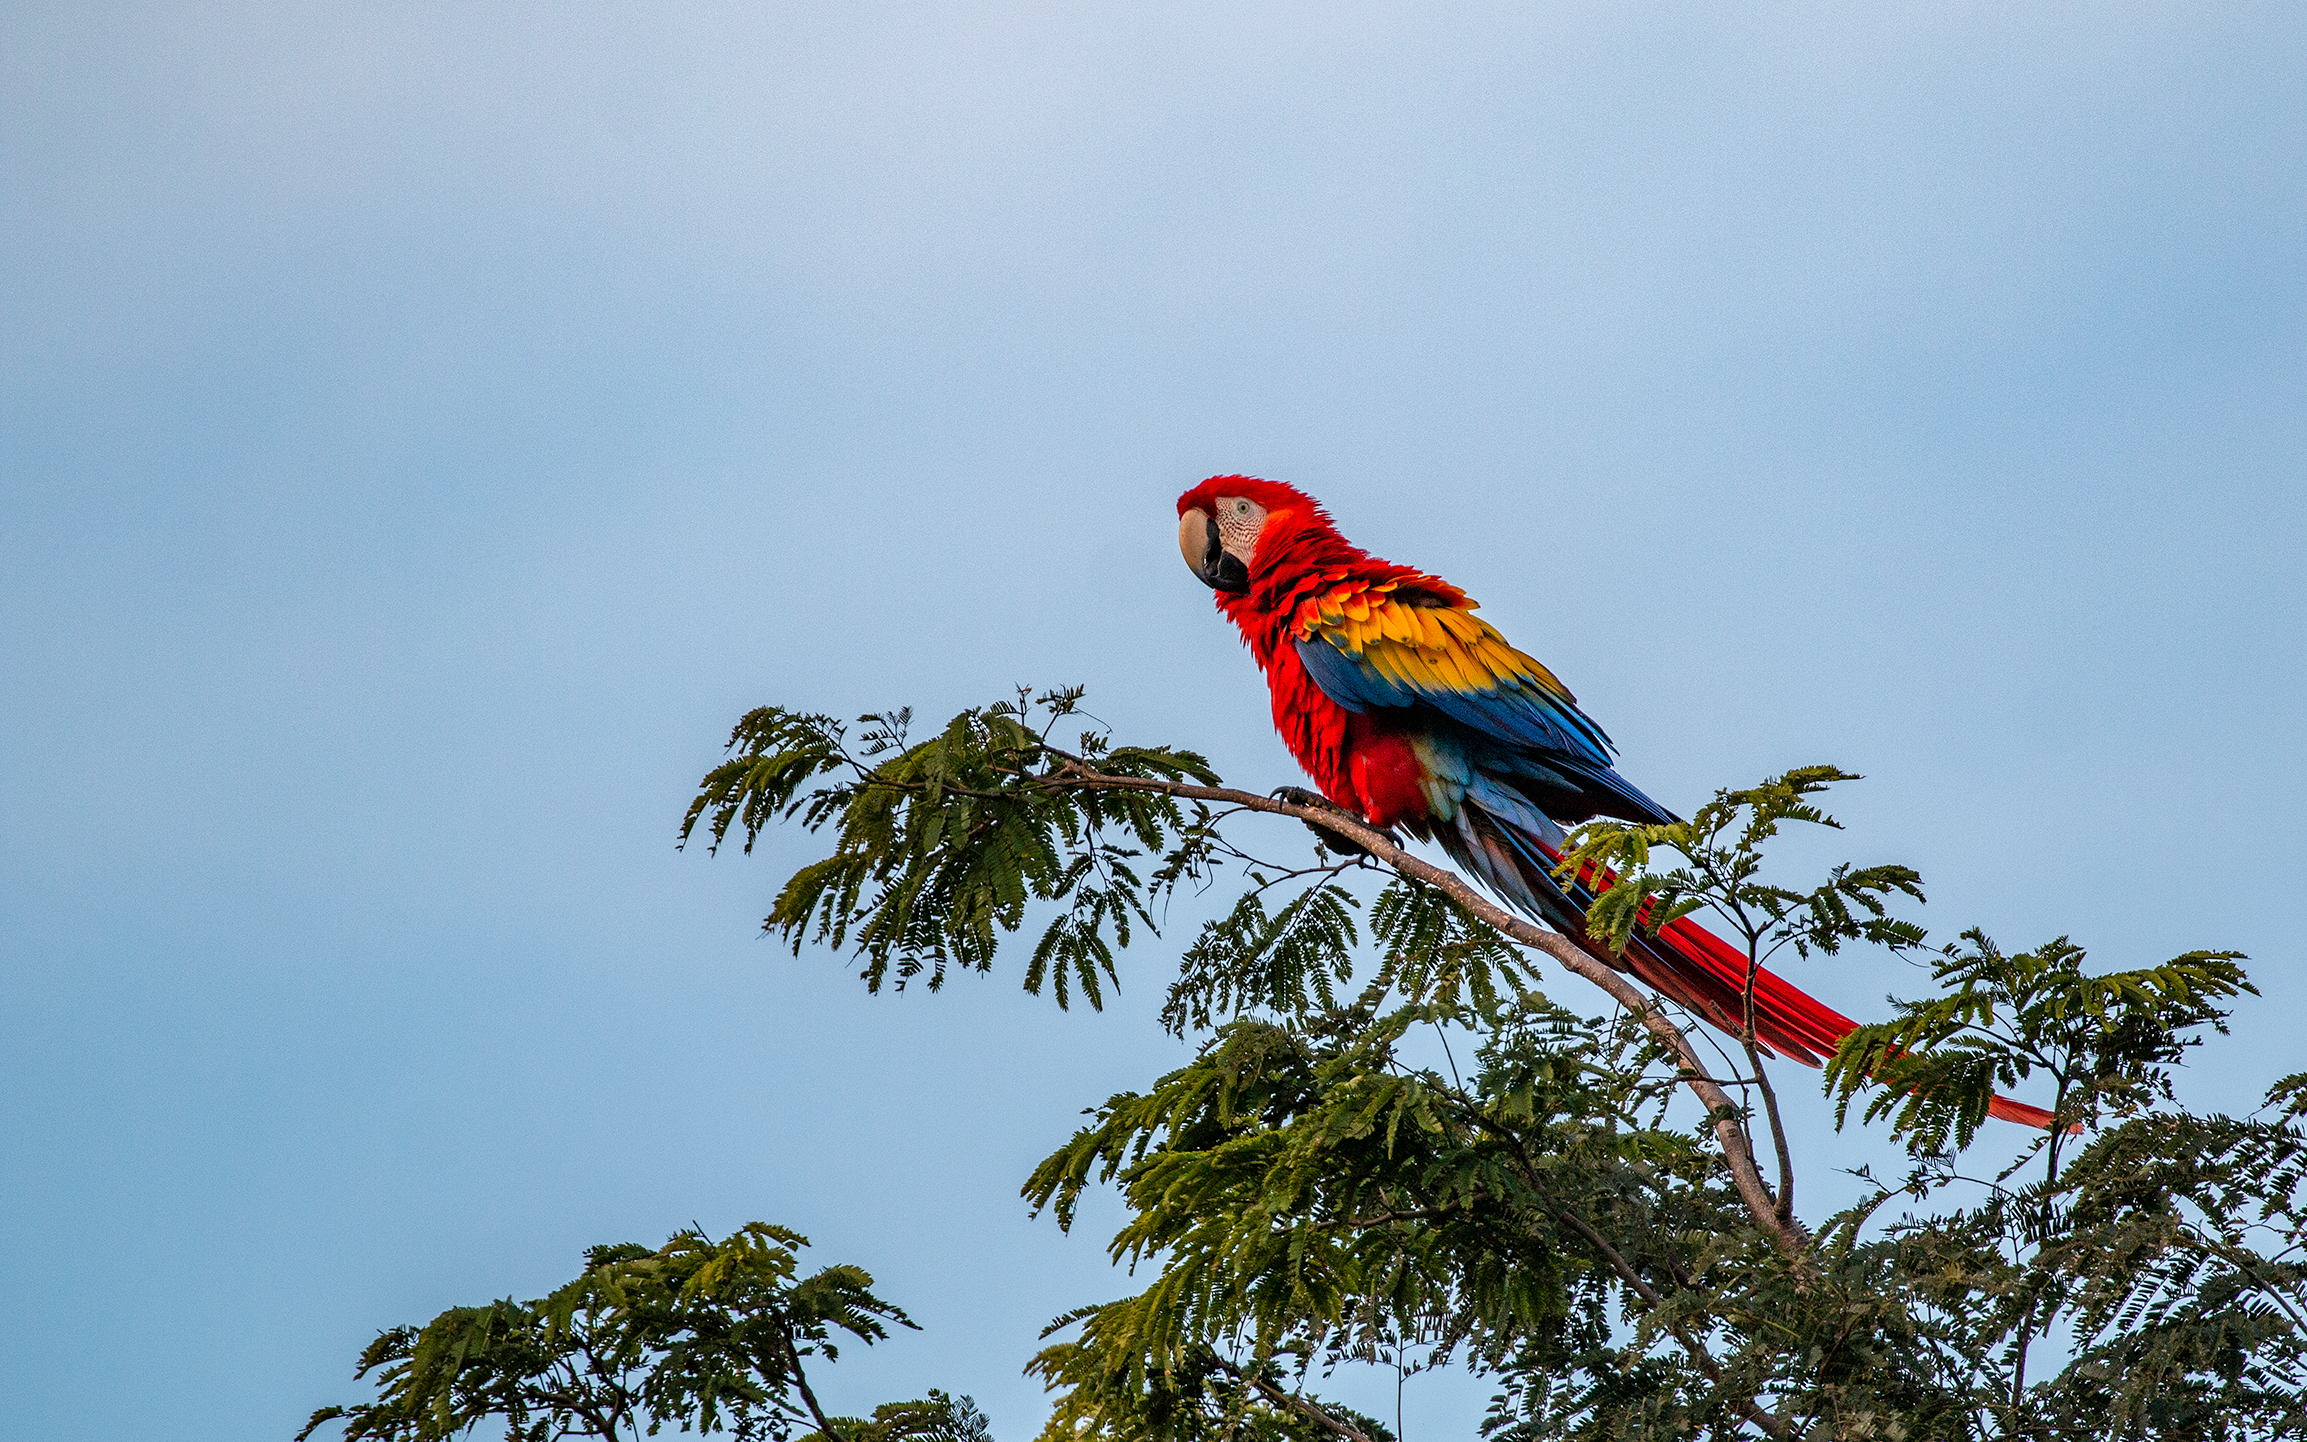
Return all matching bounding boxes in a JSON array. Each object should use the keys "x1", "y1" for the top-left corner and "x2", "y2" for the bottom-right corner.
[{"x1": 1291, "y1": 578, "x2": 1575, "y2": 702}]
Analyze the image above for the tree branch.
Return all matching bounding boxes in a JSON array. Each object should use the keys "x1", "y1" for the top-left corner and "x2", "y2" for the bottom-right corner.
[
  {"x1": 1045, "y1": 760, "x2": 1807, "y2": 1259},
  {"x1": 1203, "y1": 1355, "x2": 1379, "y2": 1442},
  {"x1": 1330, "y1": 1187, "x2": 1788, "y2": 1439},
  {"x1": 780, "y1": 1324, "x2": 844, "y2": 1442},
  {"x1": 1552, "y1": 1209, "x2": 1789, "y2": 1440}
]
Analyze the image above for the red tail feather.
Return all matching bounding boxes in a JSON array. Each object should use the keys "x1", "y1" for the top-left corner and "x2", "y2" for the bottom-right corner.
[
  {"x1": 1546, "y1": 849, "x2": 2069, "y2": 1132},
  {"x1": 1985, "y1": 1094, "x2": 2064, "y2": 1129}
]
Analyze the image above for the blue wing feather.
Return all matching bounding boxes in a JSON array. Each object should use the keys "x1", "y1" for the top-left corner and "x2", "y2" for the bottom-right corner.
[
  {"x1": 1294, "y1": 638, "x2": 1613, "y2": 762},
  {"x1": 1295, "y1": 636, "x2": 1673, "y2": 825}
]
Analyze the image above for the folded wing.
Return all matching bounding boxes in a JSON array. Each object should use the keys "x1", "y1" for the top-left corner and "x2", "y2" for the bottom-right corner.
[{"x1": 1288, "y1": 575, "x2": 1671, "y2": 825}]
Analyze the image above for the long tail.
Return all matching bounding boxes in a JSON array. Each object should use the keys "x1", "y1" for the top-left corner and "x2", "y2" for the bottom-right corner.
[{"x1": 1436, "y1": 802, "x2": 2062, "y2": 1131}]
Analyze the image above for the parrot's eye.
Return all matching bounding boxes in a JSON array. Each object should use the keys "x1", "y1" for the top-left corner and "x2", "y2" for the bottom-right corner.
[{"x1": 1233, "y1": 499, "x2": 1252, "y2": 516}]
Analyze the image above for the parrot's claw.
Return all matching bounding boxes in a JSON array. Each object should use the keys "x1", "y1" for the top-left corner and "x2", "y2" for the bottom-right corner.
[{"x1": 1269, "y1": 787, "x2": 1397, "y2": 857}]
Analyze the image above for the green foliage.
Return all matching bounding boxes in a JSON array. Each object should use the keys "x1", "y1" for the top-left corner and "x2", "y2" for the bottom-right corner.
[
  {"x1": 1556, "y1": 767, "x2": 1928, "y2": 968},
  {"x1": 1854, "y1": 1100, "x2": 2307, "y2": 1439},
  {"x1": 1020, "y1": 998, "x2": 1769, "y2": 1441},
  {"x1": 2272, "y1": 1071, "x2": 2307, "y2": 1123},
  {"x1": 310, "y1": 688, "x2": 2307, "y2": 1440},
  {"x1": 1825, "y1": 930, "x2": 2254, "y2": 1154},
  {"x1": 681, "y1": 690, "x2": 1219, "y2": 1008},
  {"x1": 1029, "y1": 1333, "x2": 1398, "y2": 1442},
  {"x1": 1544, "y1": 759, "x2": 2305, "y2": 1436},
  {"x1": 1163, "y1": 883, "x2": 1363, "y2": 1036},
  {"x1": 301, "y1": 690, "x2": 2304, "y2": 1442},
  {"x1": 801, "y1": 1391, "x2": 996, "y2": 1442},
  {"x1": 1159, "y1": 878, "x2": 1540, "y2": 1039},
  {"x1": 1364, "y1": 881, "x2": 1543, "y2": 1022},
  {"x1": 1805, "y1": 932, "x2": 2298, "y2": 1436},
  {"x1": 672, "y1": 696, "x2": 2307, "y2": 1440},
  {"x1": 301, "y1": 1223, "x2": 949, "y2": 1442}
]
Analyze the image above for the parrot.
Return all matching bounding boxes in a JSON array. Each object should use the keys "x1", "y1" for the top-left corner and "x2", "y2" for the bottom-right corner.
[{"x1": 1175, "y1": 473, "x2": 2056, "y2": 1130}]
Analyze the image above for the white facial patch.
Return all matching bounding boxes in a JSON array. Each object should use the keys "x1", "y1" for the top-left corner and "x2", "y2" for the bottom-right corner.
[{"x1": 1214, "y1": 496, "x2": 1268, "y2": 562}]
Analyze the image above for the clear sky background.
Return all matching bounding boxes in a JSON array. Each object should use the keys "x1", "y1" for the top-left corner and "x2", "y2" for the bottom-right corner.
[{"x1": 4, "y1": 4, "x2": 2302, "y2": 1439}]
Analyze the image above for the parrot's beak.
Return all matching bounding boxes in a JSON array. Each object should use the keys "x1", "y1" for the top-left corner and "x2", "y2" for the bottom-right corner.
[{"x1": 1178, "y1": 508, "x2": 1250, "y2": 593}]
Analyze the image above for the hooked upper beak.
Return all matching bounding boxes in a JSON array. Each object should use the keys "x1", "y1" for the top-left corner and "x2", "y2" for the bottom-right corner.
[{"x1": 1177, "y1": 508, "x2": 1250, "y2": 593}]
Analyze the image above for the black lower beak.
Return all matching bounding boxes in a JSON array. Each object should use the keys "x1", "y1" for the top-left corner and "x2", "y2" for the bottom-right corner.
[{"x1": 1196, "y1": 516, "x2": 1251, "y2": 593}]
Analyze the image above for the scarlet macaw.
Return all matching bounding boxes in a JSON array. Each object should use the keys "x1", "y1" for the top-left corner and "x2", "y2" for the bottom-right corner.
[{"x1": 1176, "y1": 474, "x2": 2054, "y2": 1129}]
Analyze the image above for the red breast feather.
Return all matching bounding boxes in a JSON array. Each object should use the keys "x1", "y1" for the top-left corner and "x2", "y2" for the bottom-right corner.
[{"x1": 1178, "y1": 476, "x2": 1442, "y2": 818}]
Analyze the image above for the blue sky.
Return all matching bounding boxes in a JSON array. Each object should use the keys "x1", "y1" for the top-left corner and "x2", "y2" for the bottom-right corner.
[{"x1": 4, "y1": 4, "x2": 2302, "y2": 1438}]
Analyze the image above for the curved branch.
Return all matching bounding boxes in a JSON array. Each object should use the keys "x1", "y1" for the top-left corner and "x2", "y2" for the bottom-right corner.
[{"x1": 1046, "y1": 760, "x2": 1805, "y2": 1259}]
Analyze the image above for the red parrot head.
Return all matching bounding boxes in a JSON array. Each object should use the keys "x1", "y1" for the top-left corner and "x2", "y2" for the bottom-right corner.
[{"x1": 1174, "y1": 475, "x2": 1337, "y2": 597}]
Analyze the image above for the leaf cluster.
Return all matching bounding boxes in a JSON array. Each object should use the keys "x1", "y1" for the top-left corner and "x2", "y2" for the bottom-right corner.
[
  {"x1": 680, "y1": 690, "x2": 1219, "y2": 1008},
  {"x1": 800, "y1": 1390, "x2": 997, "y2": 1442},
  {"x1": 1556, "y1": 767, "x2": 1928, "y2": 967},
  {"x1": 1826, "y1": 930, "x2": 2253, "y2": 1154},
  {"x1": 301, "y1": 1223, "x2": 949, "y2": 1442},
  {"x1": 1842, "y1": 1088, "x2": 2307, "y2": 1439},
  {"x1": 1808, "y1": 930, "x2": 2302, "y2": 1437},
  {"x1": 1023, "y1": 993, "x2": 1772, "y2": 1442},
  {"x1": 1161, "y1": 878, "x2": 1539, "y2": 1040}
]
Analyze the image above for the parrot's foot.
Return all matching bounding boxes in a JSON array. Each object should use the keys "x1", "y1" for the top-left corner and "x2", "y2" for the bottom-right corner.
[{"x1": 1269, "y1": 787, "x2": 1398, "y2": 857}]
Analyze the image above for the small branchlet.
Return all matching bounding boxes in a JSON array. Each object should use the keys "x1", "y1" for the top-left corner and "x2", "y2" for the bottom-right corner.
[{"x1": 1556, "y1": 766, "x2": 1928, "y2": 966}]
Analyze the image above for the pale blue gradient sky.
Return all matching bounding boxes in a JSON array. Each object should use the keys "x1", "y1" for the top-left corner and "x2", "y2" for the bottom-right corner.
[{"x1": 4, "y1": 5, "x2": 2303, "y2": 1438}]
